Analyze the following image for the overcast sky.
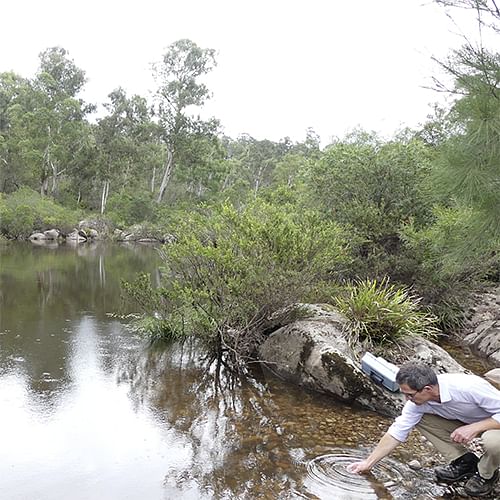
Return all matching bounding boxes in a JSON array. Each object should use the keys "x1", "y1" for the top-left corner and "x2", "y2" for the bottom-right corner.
[{"x1": 1, "y1": 0, "x2": 480, "y2": 144}]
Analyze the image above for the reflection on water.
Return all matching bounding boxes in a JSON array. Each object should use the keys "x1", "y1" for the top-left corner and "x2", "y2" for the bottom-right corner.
[{"x1": 0, "y1": 242, "x2": 446, "y2": 499}]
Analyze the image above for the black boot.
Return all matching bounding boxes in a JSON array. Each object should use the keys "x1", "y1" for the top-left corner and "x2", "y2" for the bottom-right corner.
[
  {"x1": 464, "y1": 469, "x2": 499, "y2": 497},
  {"x1": 434, "y1": 452, "x2": 479, "y2": 483}
]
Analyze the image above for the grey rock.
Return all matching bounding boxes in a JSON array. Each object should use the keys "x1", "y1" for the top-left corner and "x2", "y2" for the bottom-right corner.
[
  {"x1": 66, "y1": 230, "x2": 87, "y2": 242},
  {"x1": 462, "y1": 287, "x2": 500, "y2": 366},
  {"x1": 408, "y1": 459, "x2": 422, "y2": 470},
  {"x1": 258, "y1": 304, "x2": 466, "y2": 417},
  {"x1": 29, "y1": 232, "x2": 48, "y2": 240},
  {"x1": 43, "y1": 229, "x2": 60, "y2": 240}
]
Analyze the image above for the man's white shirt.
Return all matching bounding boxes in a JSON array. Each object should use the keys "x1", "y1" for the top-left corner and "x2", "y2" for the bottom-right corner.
[{"x1": 388, "y1": 373, "x2": 500, "y2": 442}]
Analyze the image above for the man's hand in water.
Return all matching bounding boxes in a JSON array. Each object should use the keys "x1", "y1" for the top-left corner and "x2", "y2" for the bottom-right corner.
[{"x1": 347, "y1": 460, "x2": 372, "y2": 474}]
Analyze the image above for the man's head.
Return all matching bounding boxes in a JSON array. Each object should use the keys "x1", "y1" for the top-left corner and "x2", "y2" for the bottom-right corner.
[{"x1": 396, "y1": 362, "x2": 439, "y2": 404}]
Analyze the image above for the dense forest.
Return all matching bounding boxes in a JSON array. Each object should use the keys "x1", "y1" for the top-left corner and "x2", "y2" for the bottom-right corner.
[{"x1": 1, "y1": 1, "x2": 499, "y2": 362}]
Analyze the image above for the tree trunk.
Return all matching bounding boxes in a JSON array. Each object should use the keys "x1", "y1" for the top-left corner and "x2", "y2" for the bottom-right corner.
[
  {"x1": 41, "y1": 175, "x2": 50, "y2": 197},
  {"x1": 157, "y1": 149, "x2": 173, "y2": 203},
  {"x1": 151, "y1": 166, "x2": 156, "y2": 193},
  {"x1": 100, "y1": 180, "x2": 110, "y2": 214},
  {"x1": 254, "y1": 164, "x2": 264, "y2": 196}
]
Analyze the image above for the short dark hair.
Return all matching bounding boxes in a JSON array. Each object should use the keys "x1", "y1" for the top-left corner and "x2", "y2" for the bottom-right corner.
[{"x1": 396, "y1": 363, "x2": 438, "y2": 390}]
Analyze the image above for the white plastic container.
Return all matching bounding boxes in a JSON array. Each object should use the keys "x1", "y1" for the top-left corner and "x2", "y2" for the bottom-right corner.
[{"x1": 361, "y1": 352, "x2": 400, "y2": 392}]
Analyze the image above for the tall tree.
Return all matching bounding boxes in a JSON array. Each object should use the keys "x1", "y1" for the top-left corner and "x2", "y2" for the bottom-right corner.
[
  {"x1": 93, "y1": 88, "x2": 161, "y2": 213},
  {"x1": 429, "y1": 0, "x2": 500, "y2": 264},
  {"x1": 0, "y1": 72, "x2": 34, "y2": 192},
  {"x1": 152, "y1": 39, "x2": 217, "y2": 203},
  {"x1": 6, "y1": 48, "x2": 92, "y2": 198}
]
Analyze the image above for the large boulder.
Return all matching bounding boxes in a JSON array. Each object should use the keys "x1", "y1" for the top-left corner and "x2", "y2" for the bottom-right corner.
[
  {"x1": 258, "y1": 304, "x2": 465, "y2": 417},
  {"x1": 462, "y1": 287, "x2": 500, "y2": 366},
  {"x1": 29, "y1": 232, "x2": 48, "y2": 241},
  {"x1": 66, "y1": 229, "x2": 87, "y2": 242},
  {"x1": 43, "y1": 229, "x2": 61, "y2": 240},
  {"x1": 78, "y1": 218, "x2": 113, "y2": 238}
]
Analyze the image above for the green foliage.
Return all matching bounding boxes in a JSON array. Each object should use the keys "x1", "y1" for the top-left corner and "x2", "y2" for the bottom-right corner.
[
  {"x1": 429, "y1": 43, "x2": 500, "y2": 268},
  {"x1": 122, "y1": 273, "x2": 186, "y2": 341},
  {"x1": 124, "y1": 200, "x2": 350, "y2": 355},
  {"x1": 307, "y1": 134, "x2": 434, "y2": 280},
  {"x1": 310, "y1": 135, "x2": 433, "y2": 235},
  {"x1": 106, "y1": 190, "x2": 155, "y2": 227},
  {"x1": 335, "y1": 278, "x2": 439, "y2": 346},
  {"x1": 399, "y1": 207, "x2": 486, "y2": 331},
  {"x1": 152, "y1": 39, "x2": 219, "y2": 203},
  {"x1": 0, "y1": 187, "x2": 80, "y2": 238}
]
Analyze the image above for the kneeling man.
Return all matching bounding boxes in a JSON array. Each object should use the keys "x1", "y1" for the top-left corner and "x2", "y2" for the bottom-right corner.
[{"x1": 348, "y1": 363, "x2": 500, "y2": 497}]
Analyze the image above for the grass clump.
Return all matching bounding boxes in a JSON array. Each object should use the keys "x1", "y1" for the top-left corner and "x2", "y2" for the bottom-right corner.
[{"x1": 335, "y1": 278, "x2": 439, "y2": 347}]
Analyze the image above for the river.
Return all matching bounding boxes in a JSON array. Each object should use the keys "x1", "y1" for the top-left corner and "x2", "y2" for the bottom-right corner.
[{"x1": 0, "y1": 241, "x2": 451, "y2": 499}]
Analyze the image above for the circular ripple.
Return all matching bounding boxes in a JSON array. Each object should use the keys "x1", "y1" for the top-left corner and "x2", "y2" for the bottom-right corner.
[{"x1": 306, "y1": 448, "x2": 405, "y2": 499}]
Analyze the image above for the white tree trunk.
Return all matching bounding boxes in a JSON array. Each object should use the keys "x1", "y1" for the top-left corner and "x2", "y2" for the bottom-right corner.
[
  {"x1": 157, "y1": 149, "x2": 173, "y2": 203},
  {"x1": 100, "y1": 180, "x2": 110, "y2": 214},
  {"x1": 151, "y1": 166, "x2": 156, "y2": 193}
]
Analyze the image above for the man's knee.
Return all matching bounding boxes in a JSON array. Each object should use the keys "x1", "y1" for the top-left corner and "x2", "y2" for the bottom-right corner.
[{"x1": 481, "y1": 430, "x2": 500, "y2": 455}]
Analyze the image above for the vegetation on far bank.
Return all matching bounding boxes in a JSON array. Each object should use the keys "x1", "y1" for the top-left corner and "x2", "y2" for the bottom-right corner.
[{"x1": 1, "y1": 1, "x2": 499, "y2": 366}]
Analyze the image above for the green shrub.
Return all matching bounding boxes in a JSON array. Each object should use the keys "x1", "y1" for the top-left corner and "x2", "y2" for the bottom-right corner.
[
  {"x1": 106, "y1": 190, "x2": 155, "y2": 228},
  {"x1": 124, "y1": 199, "x2": 350, "y2": 360},
  {"x1": 0, "y1": 187, "x2": 81, "y2": 238},
  {"x1": 399, "y1": 206, "x2": 486, "y2": 331},
  {"x1": 335, "y1": 278, "x2": 439, "y2": 346}
]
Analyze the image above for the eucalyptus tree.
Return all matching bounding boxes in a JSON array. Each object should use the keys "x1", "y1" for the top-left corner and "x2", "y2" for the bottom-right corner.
[
  {"x1": 220, "y1": 135, "x2": 288, "y2": 199},
  {"x1": 93, "y1": 88, "x2": 162, "y2": 213},
  {"x1": 151, "y1": 39, "x2": 218, "y2": 203},
  {"x1": 5, "y1": 47, "x2": 93, "y2": 198},
  {"x1": 0, "y1": 72, "x2": 34, "y2": 192}
]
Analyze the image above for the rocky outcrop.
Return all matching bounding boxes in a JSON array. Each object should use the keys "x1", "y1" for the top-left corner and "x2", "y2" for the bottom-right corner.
[
  {"x1": 29, "y1": 229, "x2": 61, "y2": 241},
  {"x1": 28, "y1": 226, "x2": 101, "y2": 244},
  {"x1": 258, "y1": 304, "x2": 466, "y2": 417},
  {"x1": 78, "y1": 219, "x2": 112, "y2": 238},
  {"x1": 463, "y1": 287, "x2": 500, "y2": 366},
  {"x1": 66, "y1": 229, "x2": 88, "y2": 242}
]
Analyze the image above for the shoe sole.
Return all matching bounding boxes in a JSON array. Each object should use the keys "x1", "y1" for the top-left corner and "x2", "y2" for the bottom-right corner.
[
  {"x1": 463, "y1": 488, "x2": 496, "y2": 497},
  {"x1": 464, "y1": 478, "x2": 499, "y2": 497}
]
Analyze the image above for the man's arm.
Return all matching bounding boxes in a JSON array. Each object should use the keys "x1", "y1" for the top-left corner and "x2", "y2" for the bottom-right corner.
[
  {"x1": 347, "y1": 432, "x2": 401, "y2": 473},
  {"x1": 451, "y1": 417, "x2": 500, "y2": 444}
]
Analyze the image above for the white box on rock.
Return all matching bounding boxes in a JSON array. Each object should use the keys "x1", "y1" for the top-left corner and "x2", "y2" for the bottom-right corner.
[{"x1": 361, "y1": 352, "x2": 400, "y2": 392}]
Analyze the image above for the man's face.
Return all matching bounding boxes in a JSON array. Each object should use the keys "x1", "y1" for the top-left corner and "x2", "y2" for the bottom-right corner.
[{"x1": 399, "y1": 383, "x2": 432, "y2": 405}]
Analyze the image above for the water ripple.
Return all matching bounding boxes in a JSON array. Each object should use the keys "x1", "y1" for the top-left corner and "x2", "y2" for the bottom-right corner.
[{"x1": 306, "y1": 448, "x2": 405, "y2": 499}]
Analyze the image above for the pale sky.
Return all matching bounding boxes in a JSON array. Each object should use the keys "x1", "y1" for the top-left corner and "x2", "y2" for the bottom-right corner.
[{"x1": 1, "y1": 0, "x2": 482, "y2": 144}]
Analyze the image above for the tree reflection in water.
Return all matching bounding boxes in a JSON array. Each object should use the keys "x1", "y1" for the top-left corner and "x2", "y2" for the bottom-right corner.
[
  {"x1": 118, "y1": 339, "x2": 447, "y2": 499},
  {"x1": 118, "y1": 339, "x2": 313, "y2": 498}
]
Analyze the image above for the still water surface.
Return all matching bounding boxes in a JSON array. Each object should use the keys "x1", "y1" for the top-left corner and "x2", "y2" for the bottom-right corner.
[{"x1": 0, "y1": 242, "x2": 442, "y2": 500}]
